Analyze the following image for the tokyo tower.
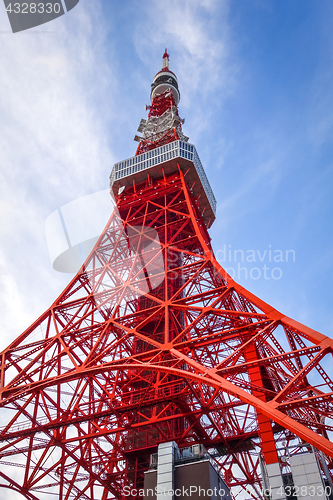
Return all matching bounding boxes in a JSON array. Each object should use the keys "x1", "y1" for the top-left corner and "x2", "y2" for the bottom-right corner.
[{"x1": 0, "y1": 50, "x2": 332, "y2": 500}]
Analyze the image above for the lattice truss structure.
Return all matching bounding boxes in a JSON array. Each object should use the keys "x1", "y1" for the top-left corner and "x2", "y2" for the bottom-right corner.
[
  {"x1": 0, "y1": 170, "x2": 332, "y2": 500},
  {"x1": 135, "y1": 91, "x2": 188, "y2": 155}
]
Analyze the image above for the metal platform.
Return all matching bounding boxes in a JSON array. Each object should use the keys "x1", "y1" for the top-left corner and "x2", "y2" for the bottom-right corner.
[{"x1": 109, "y1": 140, "x2": 216, "y2": 228}]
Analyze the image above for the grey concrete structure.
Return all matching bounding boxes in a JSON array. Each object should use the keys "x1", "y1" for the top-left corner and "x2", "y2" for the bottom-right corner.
[
  {"x1": 156, "y1": 442, "x2": 177, "y2": 500},
  {"x1": 266, "y1": 462, "x2": 286, "y2": 500},
  {"x1": 290, "y1": 452, "x2": 327, "y2": 500}
]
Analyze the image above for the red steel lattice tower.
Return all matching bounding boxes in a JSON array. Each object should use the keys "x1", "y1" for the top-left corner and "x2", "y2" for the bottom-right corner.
[{"x1": 0, "y1": 51, "x2": 332, "y2": 500}]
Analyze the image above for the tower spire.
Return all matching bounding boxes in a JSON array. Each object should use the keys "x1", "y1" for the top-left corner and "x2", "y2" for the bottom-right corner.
[
  {"x1": 162, "y1": 48, "x2": 169, "y2": 69},
  {"x1": 134, "y1": 51, "x2": 186, "y2": 155}
]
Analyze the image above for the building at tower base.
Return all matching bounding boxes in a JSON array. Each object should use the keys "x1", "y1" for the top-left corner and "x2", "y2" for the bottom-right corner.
[{"x1": 143, "y1": 442, "x2": 231, "y2": 500}]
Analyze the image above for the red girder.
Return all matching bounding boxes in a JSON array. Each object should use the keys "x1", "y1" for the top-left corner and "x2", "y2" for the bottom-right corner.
[{"x1": 0, "y1": 169, "x2": 332, "y2": 500}]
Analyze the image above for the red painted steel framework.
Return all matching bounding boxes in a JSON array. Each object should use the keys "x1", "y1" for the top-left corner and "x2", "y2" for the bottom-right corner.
[{"x1": 0, "y1": 52, "x2": 332, "y2": 500}]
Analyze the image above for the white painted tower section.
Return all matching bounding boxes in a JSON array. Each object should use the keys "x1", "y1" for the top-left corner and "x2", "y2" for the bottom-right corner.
[{"x1": 150, "y1": 50, "x2": 180, "y2": 104}]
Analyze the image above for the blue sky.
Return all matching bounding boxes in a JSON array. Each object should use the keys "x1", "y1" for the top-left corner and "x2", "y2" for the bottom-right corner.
[{"x1": 0, "y1": 0, "x2": 332, "y2": 354}]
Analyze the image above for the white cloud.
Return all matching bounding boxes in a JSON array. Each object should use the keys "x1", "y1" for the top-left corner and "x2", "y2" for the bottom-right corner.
[
  {"x1": 149, "y1": 0, "x2": 229, "y2": 92},
  {"x1": 133, "y1": 0, "x2": 235, "y2": 142},
  {"x1": 0, "y1": 0, "x2": 116, "y2": 349}
]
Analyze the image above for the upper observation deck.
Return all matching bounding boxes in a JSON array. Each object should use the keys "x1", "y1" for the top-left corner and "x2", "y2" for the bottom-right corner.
[{"x1": 109, "y1": 140, "x2": 216, "y2": 228}]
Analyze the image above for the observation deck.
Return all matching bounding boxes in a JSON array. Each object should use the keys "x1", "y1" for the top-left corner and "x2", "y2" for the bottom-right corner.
[{"x1": 109, "y1": 140, "x2": 216, "y2": 228}]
